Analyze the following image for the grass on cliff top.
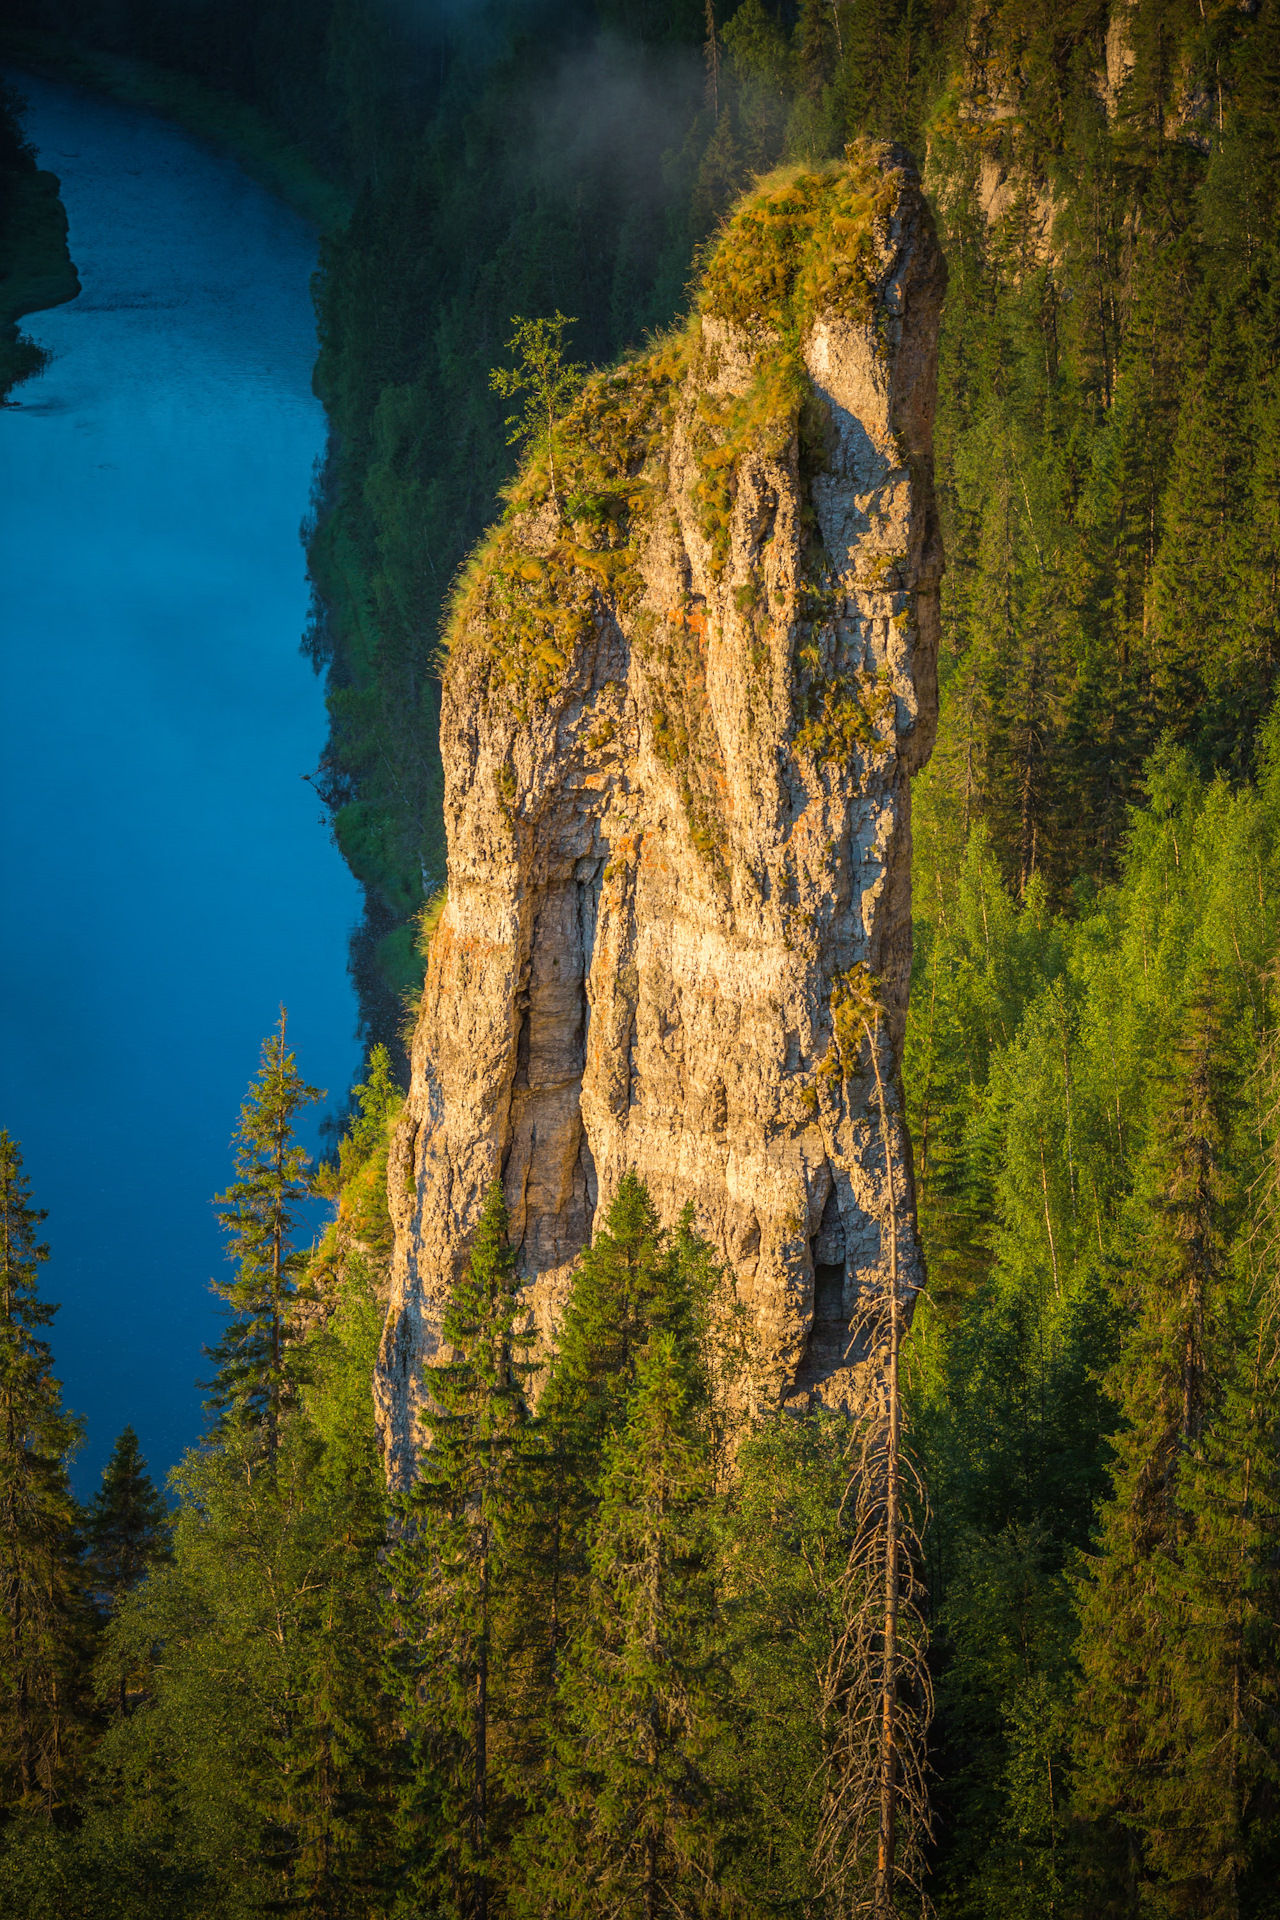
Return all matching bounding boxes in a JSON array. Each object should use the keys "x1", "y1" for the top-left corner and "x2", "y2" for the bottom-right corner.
[{"x1": 699, "y1": 141, "x2": 901, "y2": 335}]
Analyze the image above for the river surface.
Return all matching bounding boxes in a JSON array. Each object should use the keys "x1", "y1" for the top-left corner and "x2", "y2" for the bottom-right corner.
[{"x1": 0, "y1": 73, "x2": 361, "y2": 1493}]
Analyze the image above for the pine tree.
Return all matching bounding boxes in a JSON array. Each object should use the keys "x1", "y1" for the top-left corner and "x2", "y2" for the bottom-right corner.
[
  {"x1": 86, "y1": 1427, "x2": 170, "y2": 1717},
  {"x1": 205, "y1": 1010, "x2": 322, "y2": 1457},
  {"x1": 0, "y1": 1131, "x2": 92, "y2": 1816},
  {"x1": 522, "y1": 1332, "x2": 724, "y2": 1920},
  {"x1": 386, "y1": 1180, "x2": 531, "y2": 1920}
]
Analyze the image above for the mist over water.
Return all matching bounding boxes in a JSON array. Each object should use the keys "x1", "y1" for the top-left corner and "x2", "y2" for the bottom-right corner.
[{"x1": 0, "y1": 73, "x2": 361, "y2": 1496}]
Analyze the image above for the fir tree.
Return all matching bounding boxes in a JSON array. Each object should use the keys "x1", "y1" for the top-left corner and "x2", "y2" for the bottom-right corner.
[
  {"x1": 714, "y1": 1409, "x2": 856, "y2": 1917},
  {"x1": 1144, "y1": 1313, "x2": 1280, "y2": 1913},
  {"x1": 1149, "y1": 296, "x2": 1254, "y2": 767},
  {"x1": 386, "y1": 1180, "x2": 531, "y2": 1920},
  {"x1": 0, "y1": 1131, "x2": 91, "y2": 1816},
  {"x1": 205, "y1": 1010, "x2": 322, "y2": 1457}
]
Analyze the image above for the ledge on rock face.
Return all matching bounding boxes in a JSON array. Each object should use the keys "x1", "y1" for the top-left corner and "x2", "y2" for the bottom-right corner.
[{"x1": 375, "y1": 140, "x2": 946, "y2": 1484}]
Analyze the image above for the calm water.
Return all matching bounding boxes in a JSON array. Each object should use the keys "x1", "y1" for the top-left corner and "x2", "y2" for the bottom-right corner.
[{"x1": 0, "y1": 74, "x2": 361, "y2": 1493}]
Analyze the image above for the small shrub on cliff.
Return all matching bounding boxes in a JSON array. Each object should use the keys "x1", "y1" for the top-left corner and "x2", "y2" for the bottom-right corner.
[{"x1": 490, "y1": 313, "x2": 587, "y2": 506}]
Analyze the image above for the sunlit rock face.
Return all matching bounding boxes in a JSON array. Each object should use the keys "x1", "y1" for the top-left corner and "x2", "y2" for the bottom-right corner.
[{"x1": 375, "y1": 143, "x2": 945, "y2": 1483}]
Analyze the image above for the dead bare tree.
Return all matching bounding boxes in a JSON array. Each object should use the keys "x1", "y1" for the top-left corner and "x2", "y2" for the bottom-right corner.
[{"x1": 814, "y1": 967, "x2": 932, "y2": 1918}]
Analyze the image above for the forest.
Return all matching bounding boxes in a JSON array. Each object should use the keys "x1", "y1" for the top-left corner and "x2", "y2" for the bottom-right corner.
[{"x1": 4, "y1": 0, "x2": 1280, "y2": 1913}]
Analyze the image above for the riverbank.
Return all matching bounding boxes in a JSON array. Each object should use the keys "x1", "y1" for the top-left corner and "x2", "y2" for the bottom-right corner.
[
  {"x1": 0, "y1": 82, "x2": 78, "y2": 400},
  {"x1": 2, "y1": 28, "x2": 349, "y2": 233}
]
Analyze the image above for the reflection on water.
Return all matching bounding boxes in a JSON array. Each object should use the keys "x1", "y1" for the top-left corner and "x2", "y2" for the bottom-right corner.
[{"x1": 0, "y1": 73, "x2": 360, "y2": 1491}]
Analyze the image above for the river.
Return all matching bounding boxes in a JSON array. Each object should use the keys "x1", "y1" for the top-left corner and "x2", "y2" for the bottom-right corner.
[{"x1": 0, "y1": 72, "x2": 361, "y2": 1492}]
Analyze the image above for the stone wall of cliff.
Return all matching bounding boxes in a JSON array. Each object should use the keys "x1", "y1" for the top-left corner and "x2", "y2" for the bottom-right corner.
[{"x1": 375, "y1": 142, "x2": 945, "y2": 1481}]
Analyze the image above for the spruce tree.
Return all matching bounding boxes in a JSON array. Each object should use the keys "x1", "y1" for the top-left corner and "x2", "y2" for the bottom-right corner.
[
  {"x1": 1149, "y1": 295, "x2": 1254, "y2": 767},
  {"x1": 713, "y1": 1409, "x2": 853, "y2": 1917},
  {"x1": 522, "y1": 1332, "x2": 723, "y2": 1920},
  {"x1": 86, "y1": 1270, "x2": 398, "y2": 1915},
  {"x1": 86, "y1": 1427, "x2": 170, "y2": 1717},
  {"x1": 86, "y1": 1427, "x2": 169, "y2": 1606},
  {"x1": 205, "y1": 1010, "x2": 322, "y2": 1457},
  {"x1": 386, "y1": 1180, "x2": 531, "y2": 1920},
  {"x1": 532, "y1": 1176, "x2": 716, "y2": 1649},
  {"x1": 542, "y1": 1173, "x2": 710, "y2": 1463},
  {"x1": 0, "y1": 1131, "x2": 91, "y2": 1816},
  {"x1": 1143, "y1": 1314, "x2": 1280, "y2": 1911},
  {"x1": 1072, "y1": 970, "x2": 1277, "y2": 1912}
]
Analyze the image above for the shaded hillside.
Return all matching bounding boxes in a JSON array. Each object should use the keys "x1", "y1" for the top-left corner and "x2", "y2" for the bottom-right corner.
[{"x1": 0, "y1": 78, "x2": 78, "y2": 400}]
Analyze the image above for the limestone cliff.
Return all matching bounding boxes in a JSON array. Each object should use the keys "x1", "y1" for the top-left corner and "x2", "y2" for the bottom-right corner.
[{"x1": 375, "y1": 142, "x2": 945, "y2": 1481}]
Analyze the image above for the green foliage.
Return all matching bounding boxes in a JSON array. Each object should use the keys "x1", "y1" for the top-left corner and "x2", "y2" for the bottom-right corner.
[
  {"x1": 13, "y1": 1, "x2": 1280, "y2": 1908},
  {"x1": 85, "y1": 1428, "x2": 170, "y2": 1722},
  {"x1": 78, "y1": 1275, "x2": 397, "y2": 1917},
  {"x1": 444, "y1": 342, "x2": 684, "y2": 694},
  {"x1": 907, "y1": 716, "x2": 1280, "y2": 1909},
  {"x1": 316, "y1": 1042, "x2": 402, "y2": 1198},
  {"x1": 540, "y1": 1174, "x2": 717, "y2": 1493},
  {"x1": 713, "y1": 1412, "x2": 852, "y2": 1916},
  {"x1": 522, "y1": 1334, "x2": 724, "y2": 1920},
  {"x1": 85, "y1": 1428, "x2": 169, "y2": 1612},
  {"x1": 490, "y1": 313, "x2": 588, "y2": 502},
  {"x1": 1071, "y1": 975, "x2": 1280, "y2": 1913},
  {"x1": 699, "y1": 145, "x2": 894, "y2": 333},
  {"x1": 385, "y1": 1181, "x2": 532, "y2": 1916},
  {"x1": 35, "y1": 0, "x2": 1280, "y2": 1081},
  {"x1": 690, "y1": 341, "x2": 806, "y2": 572}
]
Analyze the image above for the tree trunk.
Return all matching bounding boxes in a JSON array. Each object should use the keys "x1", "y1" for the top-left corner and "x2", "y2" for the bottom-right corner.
[
  {"x1": 475, "y1": 1539, "x2": 489, "y2": 1920},
  {"x1": 864, "y1": 1015, "x2": 901, "y2": 1917}
]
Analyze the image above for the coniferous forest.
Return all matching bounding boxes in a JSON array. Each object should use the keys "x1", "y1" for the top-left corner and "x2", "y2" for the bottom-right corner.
[{"x1": 5, "y1": 0, "x2": 1280, "y2": 1913}]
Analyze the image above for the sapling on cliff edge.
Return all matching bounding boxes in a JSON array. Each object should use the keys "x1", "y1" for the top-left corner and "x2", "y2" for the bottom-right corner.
[{"x1": 490, "y1": 313, "x2": 586, "y2": 509}]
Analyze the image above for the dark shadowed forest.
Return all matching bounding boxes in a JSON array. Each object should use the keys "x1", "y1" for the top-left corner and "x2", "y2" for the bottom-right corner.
[{"x1": 5, "y1": 1, "x2": 1280, "y2": 1914}]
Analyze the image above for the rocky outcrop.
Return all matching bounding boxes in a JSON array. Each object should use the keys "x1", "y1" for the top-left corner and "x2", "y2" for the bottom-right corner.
[{"x1": 375, "y1": 143, "x2": 945, "y2": 1482}]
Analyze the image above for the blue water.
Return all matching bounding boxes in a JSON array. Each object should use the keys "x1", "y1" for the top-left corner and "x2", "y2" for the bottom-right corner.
[{"x1": 0, "y1": 74, "x2": 361, "y2": 1495}]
